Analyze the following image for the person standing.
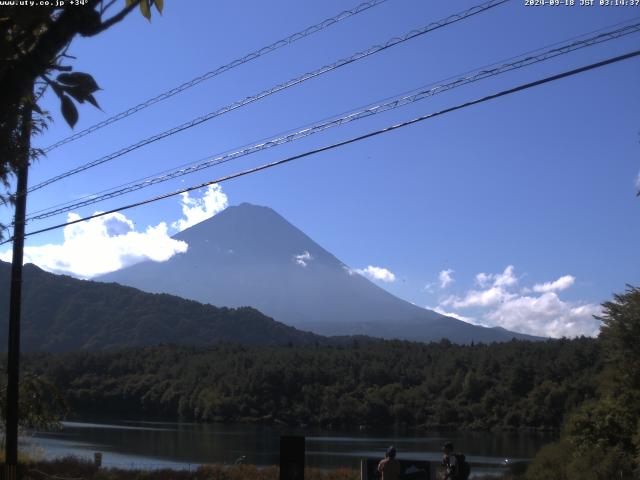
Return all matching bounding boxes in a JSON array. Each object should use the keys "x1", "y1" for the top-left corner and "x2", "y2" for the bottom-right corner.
[
  {"x1": 441, "y1": 442, "x2": 459, "y2": 480},
  {"x1": 378, "y1": 445, "x2": 401, "y2": 480}
]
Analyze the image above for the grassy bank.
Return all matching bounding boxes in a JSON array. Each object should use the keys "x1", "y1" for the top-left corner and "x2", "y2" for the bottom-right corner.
[
  {"x1": 10, "y1": 457, "x2": 357, "y2": 480},
  {"x1": 5, "y1": 457, "x2": 518, "y2": 479}
]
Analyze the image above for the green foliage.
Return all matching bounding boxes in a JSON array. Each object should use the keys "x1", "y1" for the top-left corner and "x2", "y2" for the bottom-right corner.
[
  {"x1": 522, "y1": 440, "x2": 570, "y2": 480},
  {"x1": 598, "y1": 286, "x2": 640, "y2": 392},
  {"x1": 129, "y1": 0, "x2": 164, "y2": 19},
  {"x1": 526, "y1": 286, "x2": 640, "y2": 479},
  {"x1": 564, "y1": 397, "x2": 638, "y2": 452},
  {"x1": 0, "y1": 372, "x2": 68, "y2": 432},
  {"x1": 526, "y1": 439, "x2": 634, "y2": 480},
  {"x1": 23, "y1": 337, "x2": 600, "y2": 431}
]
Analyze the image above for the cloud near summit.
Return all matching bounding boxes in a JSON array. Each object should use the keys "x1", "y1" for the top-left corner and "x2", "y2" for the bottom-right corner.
[
  {"x1": 354, "y1": 265, "x2": 396, "y2": 283},
  {"x1": 0, "y1": 212, "x2": 187, "y2": 279},
  {"x1": 171, "y1": 185, "x2": 228, "y2": 232},
  {"x1": 0, "y1": 184, "x2": 228, "y2": 279}
]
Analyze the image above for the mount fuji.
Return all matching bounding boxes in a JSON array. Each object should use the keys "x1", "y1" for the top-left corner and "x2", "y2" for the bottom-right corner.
[{"x1": 99, "y1": 203, "x2": 539, "y2": 343}]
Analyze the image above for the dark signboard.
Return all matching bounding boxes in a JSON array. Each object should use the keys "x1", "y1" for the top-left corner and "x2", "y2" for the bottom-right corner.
[{"x1": 280, "y1": 435, "x2": 305, "y2": 480}]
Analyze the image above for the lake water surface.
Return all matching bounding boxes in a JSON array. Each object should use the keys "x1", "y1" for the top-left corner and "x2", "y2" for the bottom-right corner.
[{"x1": 22, "y1": 419, "x2": 555, "y2": 477}]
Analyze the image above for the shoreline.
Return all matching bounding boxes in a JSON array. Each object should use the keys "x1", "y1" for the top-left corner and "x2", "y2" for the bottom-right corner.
[
  {"x1": 10, "y1": 456, "x2": 517, "y2": 480},
  {"x1": 62, "y1": 413, "x2": 561, "y2": 435}
]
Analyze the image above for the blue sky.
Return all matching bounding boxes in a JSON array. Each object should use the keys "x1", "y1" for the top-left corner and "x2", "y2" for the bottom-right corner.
[{"x1": 1, "y1": 0, "x2": 639, "y2": 337}]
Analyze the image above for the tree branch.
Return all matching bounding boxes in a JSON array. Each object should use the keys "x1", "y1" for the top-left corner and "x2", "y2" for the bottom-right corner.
[
  {"x1": 100, "y1": 0, "x2": 119, "y2": 15},
  {"x1": 84, "y1": 0, "x2": 141, "y2": 37}
]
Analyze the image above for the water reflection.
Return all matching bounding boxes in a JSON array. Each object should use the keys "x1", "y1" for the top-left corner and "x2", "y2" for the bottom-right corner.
[{"x1": 23, "y1": 419, "x2": 555, "y2": 473}]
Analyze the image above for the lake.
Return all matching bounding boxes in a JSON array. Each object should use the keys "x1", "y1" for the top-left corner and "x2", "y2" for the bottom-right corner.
[{"x1": 22, "y1": 419, "x2": 555, "y2": 477}]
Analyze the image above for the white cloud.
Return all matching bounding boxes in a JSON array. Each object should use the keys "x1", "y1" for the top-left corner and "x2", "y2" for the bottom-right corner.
[
  {"x1": 475, "y1": 272, "x2": 491, "y2": 287},
  {"x1": 429, "y1": 306, "x2": 477, "y2": 325},
  {"x1": 0, "y1": 185, "x2": 232, "y2": 279},
  {"x1": 533, "y1": 275, "x2": 575, "y2": 293},
  {"x1": 294, "y1": 251, "x2": 313, "y2": 267},
  {"x1": 486, "y1": 292, "x2": 601, "y2": 338},
  {"x1": 438, "y1": 269, "x2": 454, "y2": 289},
  {"x1": 442, "y1": 266, "x2": 518, "y2": 309},
  {"x1": 0, "y1": 212, "x2": 188, "y2": 279},
  {"x1": 355, "y1": 265, "x2": 396, "y2": 283},
  {"x1": 635, "y1": 171, "x2": 640, "y2": 190},
  {"x1": 494, "y1": 265, "x2": 518, "y2": 287},
  {"x1": 436, "y1": 265, "x2": 600, "y2": 338},
  {"x1": 171, "y1": 184, "x2": 228, "y2": 232},
  {"x1": 474, "y1": 265, "x2": 517, "y2": 288},
  {"x1": 442, "y1": 286, "x2": 515, "y2": 309}
]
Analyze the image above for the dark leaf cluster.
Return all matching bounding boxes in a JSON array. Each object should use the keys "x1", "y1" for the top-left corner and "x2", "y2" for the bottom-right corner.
[{"x1": 47, "y1": 70, "x2": 102, "y2": 128}]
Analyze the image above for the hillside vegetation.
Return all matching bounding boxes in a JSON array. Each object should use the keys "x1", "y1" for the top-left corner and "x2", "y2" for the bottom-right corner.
[
  {"x1": 0, "y1": 262, "x2": 325, "y2": 351},
  {"x1": 25, "y1": 337, "x2": 600, "y2": 431},
  {"x1": 524, "y1": 286, "x2": 640, "y2": 479}
]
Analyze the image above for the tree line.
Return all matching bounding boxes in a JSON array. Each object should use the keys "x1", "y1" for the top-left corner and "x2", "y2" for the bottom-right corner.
[{"x1": 23, "y1": 336, "x2": 601, "y2": 432}]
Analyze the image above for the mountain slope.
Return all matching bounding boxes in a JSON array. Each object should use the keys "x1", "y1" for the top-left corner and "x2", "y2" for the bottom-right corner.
[
  {"x1": 0, "y1": 261, "x2": 327, "y2": 352},
  {"x1": 100, "y1": 203, "x2": 539, "y2": 343}
]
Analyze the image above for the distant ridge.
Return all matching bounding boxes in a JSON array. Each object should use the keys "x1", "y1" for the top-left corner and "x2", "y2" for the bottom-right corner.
[
  {"x1": 100, "y1": 203, "x2": 541, "y2": 343},
  {"x1": 0, "y1": 260, "x2": 329, "y2": 352}
]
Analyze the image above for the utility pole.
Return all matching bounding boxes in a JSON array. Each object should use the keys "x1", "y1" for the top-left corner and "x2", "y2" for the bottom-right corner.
[{"x1": 4, "y1": 101, "x2": 32, "y2": 480}]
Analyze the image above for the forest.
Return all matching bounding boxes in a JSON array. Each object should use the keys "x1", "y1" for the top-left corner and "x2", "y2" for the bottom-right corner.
[{"x1": 24, "y1": 336, "x2": 600, "y2": 431}]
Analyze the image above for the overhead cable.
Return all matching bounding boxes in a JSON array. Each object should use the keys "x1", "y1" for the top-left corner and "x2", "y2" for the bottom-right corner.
[
  {"x1": 41, "y1": 0, "x2": 391, "y2": 153},
  {"x1": 27, "y1": 16, "x2": 640, "y2": 220},
  {"x1": 25, "y1": 21, "x2": 640, "y2": 222},
  {"x1": 4, "y1": 47, "x2": 637, "y2": 246},
  {"x1": 29, "y1": 0, "x2": 509, "y2": 194}
]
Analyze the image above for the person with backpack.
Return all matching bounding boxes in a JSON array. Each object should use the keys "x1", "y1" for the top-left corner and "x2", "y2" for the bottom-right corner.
[
  {"x1": 378, "y1": 445, "x2": 401, "y2": 480},
  {"x1": 441, "y1": 442, "x2": 471, "y2": 480}
]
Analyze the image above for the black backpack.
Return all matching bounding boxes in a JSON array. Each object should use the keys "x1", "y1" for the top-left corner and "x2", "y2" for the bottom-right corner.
[{"x1": 454, "y1": 453, "x2": 471, "y2": 480}]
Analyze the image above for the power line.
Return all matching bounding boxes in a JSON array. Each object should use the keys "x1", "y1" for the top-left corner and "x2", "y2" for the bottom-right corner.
[
  {"x1": 28, "y1": 0, "x2": 509, "y2": 194},
  {"x1": 26, "y1": 19, "x2": 638, "y2": 220},
  {"x1": 24, "y1": 21, "x2": 640, "y2": 223},
  {"x1": 25, "y1": 16, "x2": 640, "y2": 220},
  {"x1": 40, "y1": 0, "x2": 390, "y2": 153},
  {"x1": 4, "y1": 48, "x2": 638, "y2": 246}
]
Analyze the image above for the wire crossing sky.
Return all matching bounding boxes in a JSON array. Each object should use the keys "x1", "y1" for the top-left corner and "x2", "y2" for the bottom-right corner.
[
  {"x1": 29, "y1": 0, "x2": 509, "y2": 194},
  {"x1": 41, "y1": 0, "x2": 390, "y2": 153},
  {"x1": 24, "y1": 15, "x2": 640, "y2": 219},
  {"x1": 23, "y1": 20, "x2": 640, "y2": 223},
  {"x1": 7, "y1": 47, "x2": 639, "y2": 243}
]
